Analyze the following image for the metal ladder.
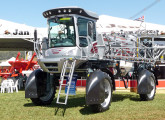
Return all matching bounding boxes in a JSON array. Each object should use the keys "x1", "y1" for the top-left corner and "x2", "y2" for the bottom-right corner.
[{"x1": 56, "y1": 59, "x2": 76, "y2": 105}]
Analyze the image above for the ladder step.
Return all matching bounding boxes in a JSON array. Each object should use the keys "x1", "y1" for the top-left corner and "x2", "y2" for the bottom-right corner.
[
  {"x1": 56, "y1": 59, "x2": 76, "y2": 105},
  {"x1": 58, "y1": 93, "x2": 66, "y2": 95},
  {"x1": 66, "y1": 67, "x2": 71, "y2": 69},
  {"x1": 64, "y1": 75, "x2": 70, "y2": 77},
  {"x1": 61, "y1": 83, "x2": 67, "y2": 85},
  {"x1": 57, "y1": 102, "x2": 66, "y2": 105}
]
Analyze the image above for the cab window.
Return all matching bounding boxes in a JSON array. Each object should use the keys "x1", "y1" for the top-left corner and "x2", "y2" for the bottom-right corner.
[{"x1": 77, "y1": 17, "x2": 96, "y2": 41}]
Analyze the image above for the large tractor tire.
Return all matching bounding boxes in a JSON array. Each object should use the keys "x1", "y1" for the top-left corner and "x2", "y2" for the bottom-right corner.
[
  {"x1": 138, "y1": 69, "x2": 156, "y2": 101},
  {"x1": 29, "y1": 70, "x2": 56, "y2": 105},
  {"x1": 90, "y1": 72, "x2": 113, "y2": 112},
  {"x1": 140, "y1": 76, "x2": 156, "y2": 101},
  {"x1": 31, "y1": 85, "x2": 56, "y2": 105}
]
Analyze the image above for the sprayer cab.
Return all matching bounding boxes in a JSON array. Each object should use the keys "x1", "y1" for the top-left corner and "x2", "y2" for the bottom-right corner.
[
  {"x1": 43, "y1": 7, "x2": 98, "y2": 48},
  {"x1": 43, "y1": 7, "x2": 98, "y2": 49},
  {"x1": 36, "y1": 7, "x2": 99, "y2": 73}
]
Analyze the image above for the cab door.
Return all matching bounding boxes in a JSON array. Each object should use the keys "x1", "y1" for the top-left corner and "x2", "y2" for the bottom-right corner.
[{"x1": 77, "y1": 17, "x2": 97, "y2": 58}]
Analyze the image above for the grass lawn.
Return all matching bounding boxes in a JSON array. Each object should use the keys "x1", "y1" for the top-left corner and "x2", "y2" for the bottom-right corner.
[{"x1": 0, "y1": 90, "x2": 165, "y2": 120}]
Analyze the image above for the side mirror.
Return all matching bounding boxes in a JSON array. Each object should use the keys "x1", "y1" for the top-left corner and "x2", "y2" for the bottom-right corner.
[
  {"x1": 34, "y1": 29, "x2": 37, "y2": 42},
  {"x1": 42, "y1": 37, "x2": 49, "y2": 50},
  {"x1": 87, "y1": 21, "x2": 93, "y2": 38}
]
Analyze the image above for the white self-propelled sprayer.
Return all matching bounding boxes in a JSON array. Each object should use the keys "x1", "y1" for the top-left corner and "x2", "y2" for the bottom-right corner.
[{"x1": 25, "y1": 7, "x2": 165, "y2": 112}]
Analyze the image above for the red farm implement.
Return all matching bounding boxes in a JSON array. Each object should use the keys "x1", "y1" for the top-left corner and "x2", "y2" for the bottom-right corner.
[{"x1": 0, "y1": 52, "x2": 37, "y2": 80}]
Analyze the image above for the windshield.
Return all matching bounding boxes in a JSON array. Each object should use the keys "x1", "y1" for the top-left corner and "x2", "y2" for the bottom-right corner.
[{"x1": 48, "y1": 17, "x2": 76, "y2": 47}]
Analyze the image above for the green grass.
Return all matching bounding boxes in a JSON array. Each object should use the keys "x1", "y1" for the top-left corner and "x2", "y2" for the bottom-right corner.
[{"x1": 0, "y1": 91, "x2": 165, "y2": 120}]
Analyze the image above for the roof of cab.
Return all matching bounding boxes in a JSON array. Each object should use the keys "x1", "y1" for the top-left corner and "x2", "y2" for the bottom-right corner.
[{"x1": 43, "y1": 6, "x2": 99, "y2": 20}]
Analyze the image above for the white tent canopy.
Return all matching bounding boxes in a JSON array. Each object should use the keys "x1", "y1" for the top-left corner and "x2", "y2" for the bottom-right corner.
[
  {"x1": 0, "y1": 61, "x2": 11, "y2": 67},
  {"x1": 0, "y1": 19, "x2": 47, "y2": 51},
  {"x1": 0, "y1": 19, "x2": 47, "y2": 37},
  {"x1": 0, "y1": 57, "x2": 16, "y2": 67},
  {"x1": 97, "y1": 15, "x2": 165, "y2": 34},
  {"x1": 7, "y1": 57, "x2": 16, "y2": 62}
]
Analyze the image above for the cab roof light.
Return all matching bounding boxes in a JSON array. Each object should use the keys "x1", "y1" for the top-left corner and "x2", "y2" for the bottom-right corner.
[
  {"x1": 63, "y1": 9, "x2": 66, "y2": 13},
  {"x1": 68, "y1": 9, "x2": 72, "y2": 13},
  {"x1": 43, "y1": 13, "x2": 46, "y2": 17},
  {"x1": 79, "y1": 10, "x2": 82, "y2": 13},
  {"x1": 58, "y1": 10, "x2": 61, "y2": 13}
]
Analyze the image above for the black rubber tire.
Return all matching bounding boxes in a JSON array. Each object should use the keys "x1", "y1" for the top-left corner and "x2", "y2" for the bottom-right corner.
[
  {"x1": 31, "y1": 85, "x2": 56, "y2": 105},
  {"x1": 30, "y1": 72, "x2": 57, "y2": 106},
  {"x1": 140, "y1": 76, "x2": 156, "y2": 101},
  {"x1": 90, "y1": 72, "x2": 113, "y2": 112}
]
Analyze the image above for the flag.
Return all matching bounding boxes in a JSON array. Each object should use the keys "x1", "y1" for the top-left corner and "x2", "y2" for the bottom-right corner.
[{"x1": 135, "y1": 16, "x2": 144, "y2": 22}]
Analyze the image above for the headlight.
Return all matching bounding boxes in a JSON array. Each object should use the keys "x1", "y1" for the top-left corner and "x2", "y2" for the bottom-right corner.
[
  {"x1": 67, "y1": 50, "x2": 74, "y2": 55},
  {"x1": 66, "y1": 49, "x2": 76, "y2": 56},
  {"x1": 45, "y1": 50, "x2": 49, "y2": 56}
]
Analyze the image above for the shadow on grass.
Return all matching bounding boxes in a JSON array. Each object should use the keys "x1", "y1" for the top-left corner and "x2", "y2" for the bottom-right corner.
[
  {"x1": 24, "y1": 95, "x2": 85, "y2": 106},
  {"x1": 112, "y1": 93, "x2": 140, "y2": 102},
  {"x1": 24, "y1": 92, "x2": 141, "y2": 115},
  {"x1": 23, "y1": 94, "x2": 90, "y2": 116},
  {"x1": 24, "y1": 102, "x2": 35, "y2": 107},
  {"x1": 54, "y1": 95, "x2": 86, "y2": 116}
]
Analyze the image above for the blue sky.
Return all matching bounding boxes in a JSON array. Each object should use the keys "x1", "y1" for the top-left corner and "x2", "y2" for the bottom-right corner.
[{"x1": 0, "y1": 0, "x2": 164, "y2": 27}]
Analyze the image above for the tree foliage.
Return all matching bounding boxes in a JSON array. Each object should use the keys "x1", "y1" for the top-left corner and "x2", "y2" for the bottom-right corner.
[{"x1": 0, "y1": 51, "x2": 25, "y2": 61}]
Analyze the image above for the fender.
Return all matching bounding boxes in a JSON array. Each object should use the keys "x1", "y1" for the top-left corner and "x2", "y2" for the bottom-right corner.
[
  {"x1": 25, "y1": 69, "x2": 46, "y2": 98},
  {"x1": 102, "y1": 68, "x2": 115, "y2": 90},
  {"x1": 137, "y1": 69, "x2": 155, "y2": 94},
  {"x1": 86, "y1": 70, "x2": 105, "y2": 105}
]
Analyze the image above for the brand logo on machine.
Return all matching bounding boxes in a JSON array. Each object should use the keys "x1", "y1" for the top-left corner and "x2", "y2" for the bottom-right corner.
[
  {"x1": 91, "y1": 43, "x2": 98, "y2": 53},
  {"x1": 51, "y1": 48, "x2": 63, "y2": 54}
]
